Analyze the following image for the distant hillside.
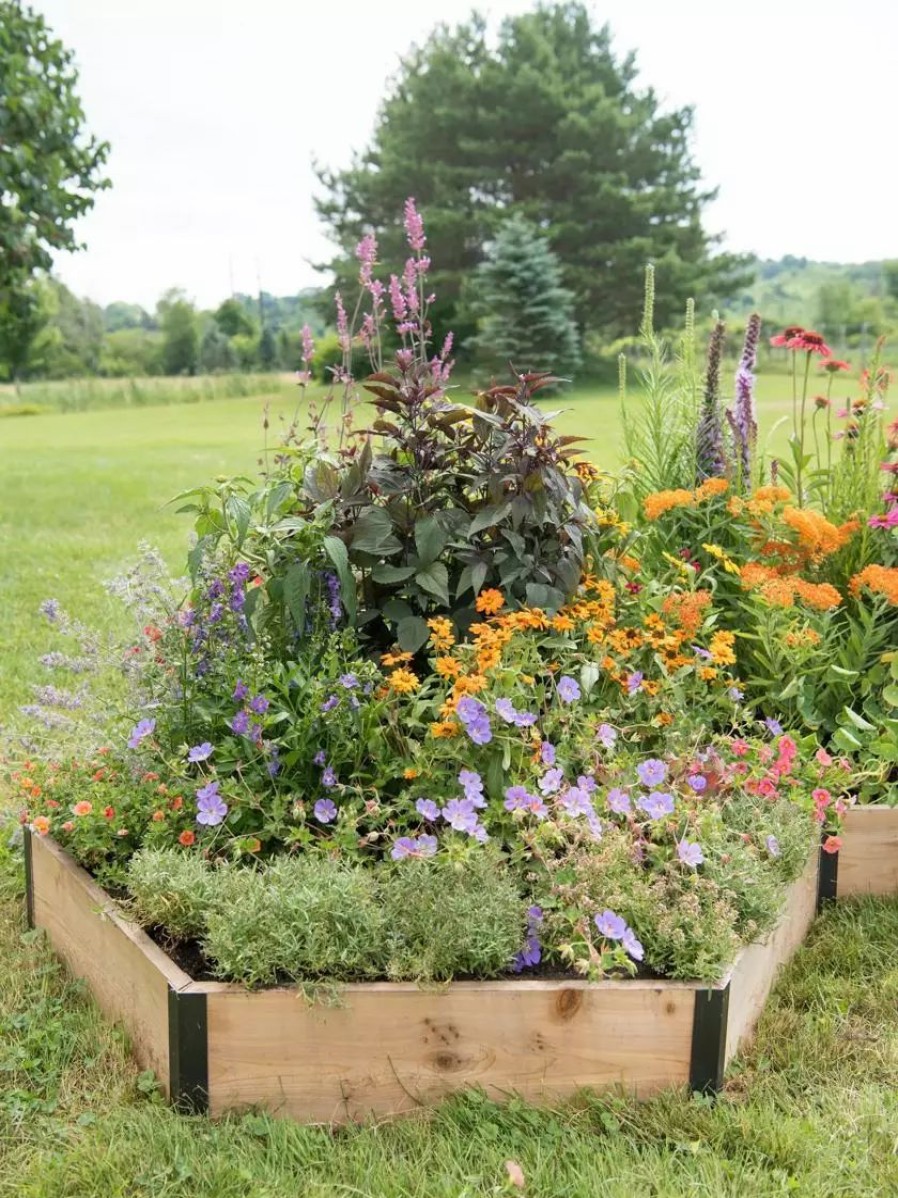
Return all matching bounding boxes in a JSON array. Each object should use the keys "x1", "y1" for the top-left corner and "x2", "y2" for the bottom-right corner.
[{"x1": 722, "y1": 257, "x2": 897, "y2": 352}]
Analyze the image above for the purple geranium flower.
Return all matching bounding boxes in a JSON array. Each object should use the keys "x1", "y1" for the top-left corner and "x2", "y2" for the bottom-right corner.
[
  {"x1": 503, "y1": 786, "x2": 547, "y2": 819},
  {"x1": 313, "y1": 751, "x2": 326, "y2": 766},
  {"x1": 677, "y1": 839, "x2": 705, "y2": 868},
  {"x1": 627, "y1": 672, "x2": 644, "y2": 695},
  {"x1": 766, "y1": 835, "x2": 781, "y2": 858},
  {"x1": 606, "y1": 787, "x2": 631, "y2": 815},
  {"x1": 622, "y1": 927, "x2": 644, "y2": 962},
  {"x1": 196, "y1": 781, "x2": 227, "y2": 826},
  {"x1": 691, "y1": 644, "x2": 714, "y2": 662},
  {"x1": 687, "y1": 774, "x2": 707, "y2": 792},
  {"x1": 539, "y1": 767, "x2": 564, "y2": 795},
  {"x1": 466, "y1": 716, "x2": 492, "y2": 745},
  {"x1": 442, "y1": 797, "x2": 478, "y2": 833},
  {"x1": 230, "y1": 710, "x2": 250, "y2": 736},
  {"x1": 540, "y1": 741, "x2": 556, "y2": 766},
  {"x1": 594, "y1": 909, "x2": 627, "y2": 940},
  {"x1": 415, "y1": 797, "x2": 440, "y2": 821},
  {"x1": 320, "y1": 695, "x2": 339, "y2": 713},
  {"x1": 458, "y1": 769, "x2": 485, "y2": 804},
  {"x1": 636, "y1": 758, "x2": 667, "y2": 787},
  {"x1": 128, "y1": 718, "x2": 156, "y2": 750},
  {"x1": 322, "y1": 766, "x2": 337, "y2": 788},
  {"x1": 339, "y1": 673, "x2": 359, "y2": 689},
  {"x1": 638, "y1": 791, "x2": 675, "y2": 820},
  {"x1": 596, "y1": 723, "x2": 617, "y2": 750},
  {"x1": 391, "y1": 834, "x2": 438, "y2": 860},
  {"x1": 187, "y1": 742, "x2": 213, "y2": 763},
  {"x1": 765, "y1": 717, "x2": 784, "y2": 736},
  {"x1": 313, "y1": 798, "x2": 337, "y2": 823},
  {"x1": 557, "y1": 675, "x2": 581, "y2": 703},
  {"x1": 495, "y1": 698, "x2": 517, "y2": 724},
  {"x1": 559, "y1": 786, "x2": 594, "y2": 818},
  {"x1": 229, "y1": 562, "x2": 251, "y2": 584},
  {"x1": 233, "y1": 680, "x2": 249, "y2": 702},
  {"x1": 728, "y1": 687, "x2": 744, "y2": 701},
  {"x1": 249, "y1": 694, "x2": 269, "y2": 715},
  {"x1": 455, "y1": 696, "x2": 486, "y2": 723},
  {"x1": 513, "y1": 709, "x2": 537, "y2": 727}
]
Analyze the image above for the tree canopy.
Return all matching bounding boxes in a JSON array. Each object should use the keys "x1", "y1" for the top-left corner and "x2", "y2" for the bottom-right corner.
[
  {"x1": 0, "y1": 1, "x2": 109, "y2": 376},
  {"x1": 316, "y1": 2, "x2": 750, "y2": 351}
]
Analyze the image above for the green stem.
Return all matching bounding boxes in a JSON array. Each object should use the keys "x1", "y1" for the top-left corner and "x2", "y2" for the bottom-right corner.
[{"x1": 796, "y1": 352, "x2": 812, "y2": 504}]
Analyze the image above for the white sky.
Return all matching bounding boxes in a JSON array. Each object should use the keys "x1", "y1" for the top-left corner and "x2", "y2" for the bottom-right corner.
[{"x1": 36, "y1": 0, "x2": 898, "y2": 309}]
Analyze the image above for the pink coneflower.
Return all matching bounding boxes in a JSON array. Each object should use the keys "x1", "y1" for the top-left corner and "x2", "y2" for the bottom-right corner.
[
  {"x1": 868, "y1": 507, "x2": 898, "y2": 529},
  {"x1": 787, "y1": 329, "x2": 832, "y2": 356},
  {"x1": 820, "y1": 358, "x2": 850, "y2": 373},
  {"x1": 770, "y1": 325, "x2": 805, "y2": 347}
]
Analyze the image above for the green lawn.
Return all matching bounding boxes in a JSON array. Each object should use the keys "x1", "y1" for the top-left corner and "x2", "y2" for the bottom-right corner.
[{"x1": 2, "y1": 376, "x2": 894, "y2": 1197}]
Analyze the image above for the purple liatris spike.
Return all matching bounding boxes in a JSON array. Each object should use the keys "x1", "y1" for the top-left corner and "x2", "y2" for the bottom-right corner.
[
  {"x1": 727, "y1": 313, "x2": 761, "y2": 489},
  {"x1": 696, "y1": 320, "x2": 728, "y2": 480}
]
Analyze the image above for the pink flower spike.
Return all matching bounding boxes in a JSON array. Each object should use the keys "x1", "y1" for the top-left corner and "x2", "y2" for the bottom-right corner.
[
  {"x1": 301, "y1": 323, "x2": 314, "y2": 365},
  {"x1": 388, "y1": 274, "x2": 407, "y2": 324},
  {"x1": 403, "y1": 196, "x2": 426, "y2": 251},
  {"x1": 355, "y1": 232, "x2": 378, "y2": 285},
  {"x1": 335, "y1": 292, "x2": 350, "y2": 354}
]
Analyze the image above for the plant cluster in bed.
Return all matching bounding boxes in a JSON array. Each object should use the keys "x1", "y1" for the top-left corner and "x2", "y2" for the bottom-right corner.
[{"x1": 11, "y1": 200, "x2": 898, "y2": 989}]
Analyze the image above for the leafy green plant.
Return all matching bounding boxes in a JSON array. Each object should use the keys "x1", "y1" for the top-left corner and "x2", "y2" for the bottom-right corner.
[{"x1": 126, "y1": 849, "x2": 213, "y2": 940}]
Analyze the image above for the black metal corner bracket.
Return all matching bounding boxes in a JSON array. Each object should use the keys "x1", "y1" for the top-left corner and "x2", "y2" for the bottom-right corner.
[
  {"x1": 23, "y1": 826, "x2": 34, "y2": 930},
  {"x1": 689, "y1": 982, "x2": 730, "y2": 1095},
  {"x1": 816, "y1": 840, "x2": 839, "y2": 913},
  {"x1": 168, "y1": 987, "x2": 209, "y2": 1113}
]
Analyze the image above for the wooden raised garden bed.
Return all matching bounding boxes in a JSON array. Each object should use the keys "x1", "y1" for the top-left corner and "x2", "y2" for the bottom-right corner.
[
  {"x1": 821, "y1": 804, "x2": 898, "y2": 900},
  {"x1": 25, "y1": 829, "x2": 824, "y2": 1122}
]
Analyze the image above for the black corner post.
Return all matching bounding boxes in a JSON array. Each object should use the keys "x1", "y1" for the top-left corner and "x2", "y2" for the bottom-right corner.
[
  {"x1": 817, "y1": 839, "x2": 839, "y2": 913},
  {"x1": 168, "y1": 988, "x2": 209, "y2": 1113},
  {"x1": 23, "y1": 826, "x2": 34, "y2": 929},
  {"x1": 689, "y1": 983, "x2": 730, "y2": 1094}
]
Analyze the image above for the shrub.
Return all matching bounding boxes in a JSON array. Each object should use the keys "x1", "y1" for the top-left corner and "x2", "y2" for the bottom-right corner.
[
  {"x1": 126, "y1": 848, "x2": 212, "y2": 940},
  {"x1": 381, "y1": 852, "x2": 526, "y2": 982},
  {"x1": 202, "y1": 857, "x2": 384, "y2": 987}
]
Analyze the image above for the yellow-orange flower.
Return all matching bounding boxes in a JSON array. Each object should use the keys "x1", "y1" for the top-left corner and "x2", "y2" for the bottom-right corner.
[
  {"x1": 32, "y1": 816, "x2": 50, "y2": 836},
  {"x1": 72, "y1": 801, "x2": 92, "y2": 817},
  {"x1": 403, "y1": 767, "x2": 419, "y2": 780},
  {"x1": 453, "y1": 674, "x2": 488, "y2": 695},
  {"x1": 381, "y1": 648, "x2": 414, "y2": 668},
  {"x1": 643, "y1": 489, "x2": 694, "y2": 520},
  {"x1": 434, "y1": 655, "x2": 462, "y2": 679},
  {"x1": 430, "y1": 720, "x2": 460, "y2": 739},
  {"x1": 792, "y1": 579, "x2": 842, "y2": 611},
  {"x1": 387, "y1": 668, "x2": 419, "y2": 694},
  {"x1": 427, "y1": 617, "x2": 455, "y2": 652},
  {"x1": 475, "y1": 588, "x2": 505, "y2": 614},
  {"x1": 694, "y1": 477, "x2": 729, "y2": 503},
  {"x1": 781, "y1": 507, "x2": 857, "y2": 563},
  {"x1": 551, "y1": 614, "x2": 575, "y2": 633},
  {"x1": 709, "y1": 630, "x2": 737, "y2": 666},
  {"x1": 850, "y1": 565, "x2": 898, "y2": 605}
]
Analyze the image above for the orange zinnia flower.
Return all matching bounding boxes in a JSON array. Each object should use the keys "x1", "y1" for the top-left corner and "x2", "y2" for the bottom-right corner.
[{"x1": 475, "y1": 588, "x2": 505, "y2": 615}]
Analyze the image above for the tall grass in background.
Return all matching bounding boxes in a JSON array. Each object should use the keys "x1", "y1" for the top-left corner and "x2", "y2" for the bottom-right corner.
[{"x1": 0, "y1": 373, "x2": 295, "y2": 415}]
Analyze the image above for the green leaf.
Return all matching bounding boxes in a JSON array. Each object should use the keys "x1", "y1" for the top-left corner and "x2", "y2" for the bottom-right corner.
[
  {"x1": 828, "y1": 665, "x2": 860, "y2": 679},
  {"x1": 414, "y1": 515, "x2": 450, "y2": 565},
  {"x1": 225, "y1": 496, "x2": 252, "y2": 547},
  {"x1": 397, "y1": 616, "x2": 430, "y2": 653},
  {"x1": 843, "y1": 706, "x2": 876, "y2": 732},
  {"x1": 372, "y1": 564, "x2": 417, "y2": 584},
  {"x1": 833, "y1": 727, "x2": 863, "y2": 753},
  {"x1": 323, "y1": 535, "x2": 357, "y2": 625},
  {"x1": 525, "y1": 583, "x2": 565, "y2": 613},
  {"x1": 882, "y1": 684, "x2": 898, "y2": 708},
  {"x1": 283, "y1": 563, "x2": 310, "y2": 632},
  {"x1": 382, "y1": 598, "x2": 413, "y2": 626},
  {"x1": 350, "y1": 507, "x2": 402, "y2": 555},
  {"x1": 468, "y1": 503, "x2": 511, "y2": 536},
  {"x1": 415, "y1": 562, "x2": 450, "y2": 606}
]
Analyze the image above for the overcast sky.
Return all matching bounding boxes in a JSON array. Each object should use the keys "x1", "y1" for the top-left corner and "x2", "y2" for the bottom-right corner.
[{"x1": 36, "y1": 0, "x2": 898, "y2": 309}]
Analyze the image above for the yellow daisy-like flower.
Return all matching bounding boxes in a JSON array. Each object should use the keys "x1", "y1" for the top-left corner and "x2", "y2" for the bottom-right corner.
[
  {"x1": 427, "y1": 617, "x2": 455, "y2": 652},
  {"x1": 430, "y1": 720, "x2": 460, "y2": 739},
  {"x1": 701, "y1": 543, "x2": 741, "y2": 575},
  {"x1": 387, "y1": 668, "x2": 420, "y2": 694},
  {"x1": 475, "y1": 588, "x2": 506, "y2": 615}
]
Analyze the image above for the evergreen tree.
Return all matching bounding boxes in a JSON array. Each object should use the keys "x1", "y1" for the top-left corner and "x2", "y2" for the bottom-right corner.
[
  {"x1": 316, "y1": 3, "x2": 750, "y2": 350},
  {"x1": 199, "y1": 322, "x2": 236, "y2": 373},
  {"x1": 258, "y1": 325, "x2": 277, "y2": 370},
  {"x1": 472, "y1": 214, "x2": 580, "y2": 380}
]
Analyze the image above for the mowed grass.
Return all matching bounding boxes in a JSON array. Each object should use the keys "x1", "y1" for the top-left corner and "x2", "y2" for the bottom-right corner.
[{"x1": 3, "y1": 372, "x2": 894, "y2": 1197}]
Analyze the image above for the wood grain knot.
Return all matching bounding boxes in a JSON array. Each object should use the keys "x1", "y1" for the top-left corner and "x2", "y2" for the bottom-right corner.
[
  {"x1": 431, "y1": 1051, "x2": 465, "y2": 1072},
  {"x1": 555, "y1": 989, "x2": 583, "y2": 1020}
]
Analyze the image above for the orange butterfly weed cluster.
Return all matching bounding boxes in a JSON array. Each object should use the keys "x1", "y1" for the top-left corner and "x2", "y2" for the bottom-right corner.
[{"x1": 643, "y1": 477, "x2": 729, "y2": 521}]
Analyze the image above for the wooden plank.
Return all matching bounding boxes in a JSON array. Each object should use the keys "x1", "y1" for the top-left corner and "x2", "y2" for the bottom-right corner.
[
  {"x1": 723, "y1": 848, "x2": 819, "y2": 1065},
  {"x1": 204, "y1": 978, "x2": 696, "y2": 1122},
  {"x1": 838, "y1": 806, "x2": 898, "y2": 897},
  {"x1": 29, "y1": 833, "x2": 189, "y2": 1095}
]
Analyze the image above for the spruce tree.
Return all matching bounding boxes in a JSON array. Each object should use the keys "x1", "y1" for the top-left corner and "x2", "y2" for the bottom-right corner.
[{"x1": 472, "y1": 214, "x2": 580, "y2": 380}]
